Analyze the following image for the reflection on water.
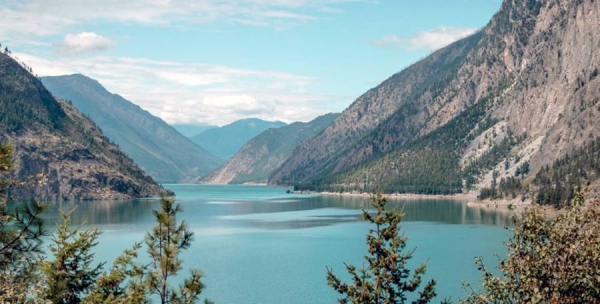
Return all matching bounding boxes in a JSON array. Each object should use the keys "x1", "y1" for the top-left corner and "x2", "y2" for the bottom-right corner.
[
  {"x1": 45, "y1": 185, "x2": 512, "y2": 230},
  {"x1": 43, "y1": 199, "x2": 157, "y2": 226},
  {"x1": 40, "y1": 185, "x2": 511, "y2": 303}
]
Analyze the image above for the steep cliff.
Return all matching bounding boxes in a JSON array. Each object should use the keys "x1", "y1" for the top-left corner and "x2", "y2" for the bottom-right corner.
[
  {"x1": 270, "y1": 0, "x2": 600, "y2": 201},
  {"x1": 0, "y1": 53, "x2": 170, "y2": 200}
]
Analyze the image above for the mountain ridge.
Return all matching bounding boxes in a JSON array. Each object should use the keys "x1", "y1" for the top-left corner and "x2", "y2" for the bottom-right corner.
[
  {"x1": 191, "y1": 118, "x2": 287, "y2": 159},
  {"x1": 270, "y1": 0, "x2": 600, "y2": 204},
  {"x1": 41, "y1": 74, "x2": 223, "y2": 183},
  {"x1": 0, "y1": 53, "x2": 169, "y2": 200},
  {"x1": 202, "y1": 113, "x2": 339, "y2": 184}
]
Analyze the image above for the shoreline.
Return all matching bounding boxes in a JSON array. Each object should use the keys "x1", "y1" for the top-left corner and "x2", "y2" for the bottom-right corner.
[
  {"x1": 297, "y1": 190, "x2": 478, "y2": 201},
  {"x1": 297, "y1": 190, "x2": 545, "y2": 212}
]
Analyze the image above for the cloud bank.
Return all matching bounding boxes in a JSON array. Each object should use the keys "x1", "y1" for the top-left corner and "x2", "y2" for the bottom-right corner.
[
  {"x1": 16, "y1": 52, "x2": 346, "y2": 126},
  {"x1": 371, "y1": 27, "x2": 477, "y2": 51},
  {"x1": 0, "y1": 0, "x2": 365, "y2": 39}
]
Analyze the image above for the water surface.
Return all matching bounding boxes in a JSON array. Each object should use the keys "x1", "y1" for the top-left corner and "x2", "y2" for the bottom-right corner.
[{"x1": 45, "y1": 184, "x2": 511, "y2": 303}]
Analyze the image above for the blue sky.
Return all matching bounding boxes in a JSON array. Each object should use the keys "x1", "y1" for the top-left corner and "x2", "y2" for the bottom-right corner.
[{"x1": 1, "y1": 0, "x2": 502, "y2": 126}]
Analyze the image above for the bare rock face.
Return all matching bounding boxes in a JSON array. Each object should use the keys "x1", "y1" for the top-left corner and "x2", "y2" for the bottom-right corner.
[
  {"x1": 0, "y1": 52, "x2": 170, "y2": 200},
  {"x1": 270, "y1": 0, "x2": 600, "y2": 194}
]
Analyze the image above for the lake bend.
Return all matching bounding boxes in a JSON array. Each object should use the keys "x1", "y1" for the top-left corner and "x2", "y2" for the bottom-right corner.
[{"x1": 44, "y1": 184, "x2": 511, "y2": 303}]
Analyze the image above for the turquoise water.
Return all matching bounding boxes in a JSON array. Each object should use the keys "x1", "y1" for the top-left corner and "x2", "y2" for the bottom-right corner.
[{"x1": 45, "y1": 184, "x2": 511, "y2": 303}]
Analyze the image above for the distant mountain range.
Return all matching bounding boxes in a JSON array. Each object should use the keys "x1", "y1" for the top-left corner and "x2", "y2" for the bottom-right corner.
[
  {"x1": 41, "y1": 74, "x2": 223, "y2": 183},
  {"x1": 190, "y1": 118, "x2": 286, "y2": 159},
  {"x1": 171, "y1": 123, "x2": 216, "y2": 138},
  {"x1": 269, "y1": 0, "x2": 600, "y2": 205},
  {"x1": 0, "y1": 53, "x2": 168, "y2": 200},
  {"x1": 202, "y1": 113, "x2": 339, "y2": 184}
]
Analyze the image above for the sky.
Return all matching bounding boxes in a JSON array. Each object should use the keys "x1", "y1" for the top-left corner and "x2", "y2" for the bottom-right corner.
[{"x1": 1, "y1": 0, "x2": 503, "y2": 126}]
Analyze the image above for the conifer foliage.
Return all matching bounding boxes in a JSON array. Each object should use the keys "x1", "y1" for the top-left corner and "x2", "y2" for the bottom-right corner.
[
  {"x1": 462, "y1": 193, "x2": 600, "y2": 303},
  {"x1": 0, "y1": 143, "x2": 46, "y2": 302},
  {"x1": 42, "y1": 209, "x2": 104, "y2": 303},
  {"x1": 145, "y1": 197, "x2": 207, "y2": 304},
  {"x1": 326, "y1": 191, "x2": 437, "y2": 304}
]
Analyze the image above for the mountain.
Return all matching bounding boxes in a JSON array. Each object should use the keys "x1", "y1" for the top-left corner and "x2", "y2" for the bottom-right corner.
[
  {"x1": 270, "y1": 0, "x2": 600, "y2": 204},
  {"x1": 0, "y1": 53, "x2": 169, "y2": 200},
  {"x1": 171, "y1": 123, "x2": 216, "y2": 138},
  {"x1": 202, "y1": 113, "x2": 339, "y2": 184},
  {"x1": 190, "y1": 118, "x2": 287, "y2": 159},
  {"x1": 41, "y1": 74, "x2": 223, "y2": 183}
]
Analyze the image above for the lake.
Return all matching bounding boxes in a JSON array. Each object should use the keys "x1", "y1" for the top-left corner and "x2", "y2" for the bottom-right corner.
[{"x1": 44, "y1": 184, "x2": 511, "y2": 303}]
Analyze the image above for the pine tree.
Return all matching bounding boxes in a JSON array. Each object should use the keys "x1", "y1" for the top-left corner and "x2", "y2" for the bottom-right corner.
[
  {"x1": 326, "y1": 191, "x2": 437, "y2": 304},
  {"x1": 144, "y1": 197, "x2": 208, "y2": 304},
  {"x1": 0, "y1": 143, "x2": 47, "y2": 302},
  {"x1": 83, "y1": 242, "x2": 147, "y2": 304},
  {"x1": 42, "y1": 209, "x2": 104, "y2": 304}
]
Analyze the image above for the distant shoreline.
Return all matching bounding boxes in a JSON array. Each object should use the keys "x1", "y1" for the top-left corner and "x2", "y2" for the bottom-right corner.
[
  {"x1": 296, "y1": 190, "x2": 477, "y2": 201},
  {"x1": 297, "y1": 190, "x2": 543, "y2": 212}
]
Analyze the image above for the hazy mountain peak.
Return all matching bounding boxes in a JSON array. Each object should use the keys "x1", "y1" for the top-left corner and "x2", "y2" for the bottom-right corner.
[
  {"x1": 202, "y1": 113, "x2": 338, "y2": 184},
  {"x1": 191, "y1": 118, "x2": 287, "y2": 159}
]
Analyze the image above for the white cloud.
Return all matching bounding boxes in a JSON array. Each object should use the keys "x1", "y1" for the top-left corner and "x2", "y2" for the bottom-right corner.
[
  {"x1": 16, "y1": 52, "x2": 345, "y2": 126},
  {"x1": 54, "y1": 32, "x2": 114, "y2": 56},
  {"x1": 371, "y1": 27, "x2": 477, "y2": 51},
  {"x1": 0, "y1": 0, "x2": 366, "y2": 38}
]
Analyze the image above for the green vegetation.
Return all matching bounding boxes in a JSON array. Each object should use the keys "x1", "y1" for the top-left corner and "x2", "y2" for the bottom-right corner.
[
  {"x1": 326, "y1": 191, "x2": 437, "y2": 303},
  {"x1": 297, "y1": 95, "x2": 505, "y2": 195},
  {"x1": 271, "y1": 30, "x2": 485, "y2": 191},
  {"x1": 41, "y1": 74, "x2": 223, "y2": 183},
  {"x1": 0, "y1": 51, "x2": 169, "y2": 200},
  {"x1": 1, "y1": 144, "x2": 207, "y2": 303},
  {"x1": 42, "y1": 209, "x2": 104, "y2": 303},
  {"x1": 462, "y1": 193, "x2": 600, "y2": 303},
  {"x1": 4, "y1": 138, "x2": 600, "y2": 303},
  {"x1": 190, "y1": 118, "x2": 287, "y2": 159},
  {"x1": 207, "y1": 113, "x2": 338, "y2": 184},
  {"x1": 478, "y1": 175, "x2": 524, "y2": 200},
  {"x1": 0, "y1": 143, "x2": 46, "y2": 302},
  {"x1": 0, "y1": 52, "x2": 67, "y2": 134},
  {"x1": 145, "y1": 197, "x2": 207, "y2": 304},
  {"x1": 533, "y1": 137, "x2": 600, "y2": 208},
  {"x1": 463, "y1": 132, "x2": 525, "y2": 184},
  {"x1": 477, "y1": 136, "x2": 600, "y2": 206}
]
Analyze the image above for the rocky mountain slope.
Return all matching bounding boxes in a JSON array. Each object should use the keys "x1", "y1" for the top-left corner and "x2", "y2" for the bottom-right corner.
[
  {"x1": 191, "y1": 118, "x2": 286, "y2": 159},
  {"x1": 202, "y1": 113, "x2": 338, "y2": 184},
  {"x1": 0, "y1": 53, "x2": 170, "y2": 200},
  {"x1": 270, "y1": 0, "x2": 600, "y2": 204},
  {"x1": 41, "y1": 74, "x2": 223, "y2": 183}
]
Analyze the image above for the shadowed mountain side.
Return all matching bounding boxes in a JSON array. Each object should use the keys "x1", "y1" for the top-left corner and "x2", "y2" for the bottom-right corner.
[
  {"x1": 0, "y1": 53, "x2": 169, "y2": 200},
  {"x1": 41, "y1": 74, "x2": 223, "y2": 183}
]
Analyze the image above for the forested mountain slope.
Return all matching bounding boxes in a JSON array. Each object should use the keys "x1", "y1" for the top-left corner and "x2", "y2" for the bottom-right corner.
[
  {"x1": 0, "y1": 53, "x2": 169, "y2": 200},
  {"x1": 42, "y1": 74, "x2": 223, "y2": 183},
  {"x1": 202, "y1": 113, "x2": 338, "y2": 184},
  {"x1": 191, "y1": 118, "x2": 286, "y2": 159},
  {"x1": 270, "y1": 0, "x2": 600, "y2": 204}
]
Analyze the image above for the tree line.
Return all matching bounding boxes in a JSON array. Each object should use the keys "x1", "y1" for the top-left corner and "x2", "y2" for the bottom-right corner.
[
  {"x1": 3, "y1": 142, "x2": 600, "y2": 303},
  {"x1": 1, "y1": 143, "x2": 209, "y2": 304}
]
